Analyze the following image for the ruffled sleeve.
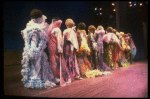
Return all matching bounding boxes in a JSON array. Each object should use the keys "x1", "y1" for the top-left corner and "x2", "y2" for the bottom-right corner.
[
  {"x1": 91, "y1": 34, "x2": 97, "y2": 50},
  {"x1": 88, "y1": 33, "x2": 97, "y2": 51},
  {"x1": 65, "y1": 29, "x2": 79, "y2": 51},
  {"x1": 52, "y1": 28, "x2": 63, "y2": 53},
  {"x1": 80, "y1": 33, "x2": 91, "y2": 54}
]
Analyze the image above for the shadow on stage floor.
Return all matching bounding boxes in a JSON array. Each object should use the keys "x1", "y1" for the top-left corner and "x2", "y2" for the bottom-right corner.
[{"x1": 3, "y1": 59, "x2": 148, "y2": 98}]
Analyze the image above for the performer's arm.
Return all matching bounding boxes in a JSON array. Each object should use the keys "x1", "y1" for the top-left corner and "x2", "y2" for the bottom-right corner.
[{"x1": 56, "y1": 29, "x2": 63, "y2": 54}]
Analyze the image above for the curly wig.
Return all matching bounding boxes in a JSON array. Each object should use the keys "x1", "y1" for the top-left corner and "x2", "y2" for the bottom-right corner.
[
  {"x1": 30, "y1": 9, "x2": 42, "y2": 19},
  {"x1": 77, "y1": 22, "x2": 86, "y2": 30}
]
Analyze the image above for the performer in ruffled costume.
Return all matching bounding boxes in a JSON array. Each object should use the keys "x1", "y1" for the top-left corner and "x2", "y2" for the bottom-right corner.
[
  {"x1": 47, "y1": 17, "x2": 73, "y2": 86},
  {"x1": 111, "y1": 29, "x2": 124, "y2": 68},
  {"x1": 87, "y1": 25, "x2": 98, "y2": 69},
  {"x1": 76, "y1": 22, "x2": 92, "y2": 77},
  {"x1": 127, "y1": 33, "x2": 137, "y2": 63},
  {"x1": 115, "y1": 32, "x2": 130, "y2": 68},
  {"x1": 103, "y1": 27, "x2": 120, "y2": 69},
  {"x1": 76, "y1": 23, "x2": 105, "y2": 78},
  {"x1": 21, "y1": 9, "x2": 58, "y2": 89},
  {"x1": 63, "y1": 19, "x2": 82, "y2": 83},
  {"x1": 121, "y1": 34, "x2": 131, "y2": 67},
  {"x1": 94, "y1": 26, "x2": 111, "y2": 71}
]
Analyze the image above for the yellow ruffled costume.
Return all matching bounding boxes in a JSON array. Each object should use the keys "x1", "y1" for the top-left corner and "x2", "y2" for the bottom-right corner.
[
  {"x1": 77, "y1": 30, "x2": 104, "y2": 78},
  {"x1": 79, "y1": 30, "x2": 91, "y2": 55},
  {"x1": 85, "y1": 70, "x2": 103, "y2": 78}
]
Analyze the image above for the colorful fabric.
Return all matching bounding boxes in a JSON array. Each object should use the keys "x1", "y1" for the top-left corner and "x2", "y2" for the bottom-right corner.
[
  {"x1": 119, "y1": 50, "x2": 131, "y2": 68},
  {"x1": 122, "y1": 37, "x2": 131, "y2": 62},
  {"x1": 130, "y1": 46, "x2": 137, "y2": 59},
  {"x1": 128, "y1": 38, "x2": 136, "y2": 60},
  {"x1": 48, "y1": 22, "x2": 63, "y2": 78},
  {"x1": 77, "y1": 30, "x2": 90, "y2": 54},
  {"x1": 47, "y1": 20, "x2": 71, "y2": 86},
  {"x1": 108, "y1": 42, "x2": 115, "y2": 69},
  {"x1": 87, "y1": 32, "x2": 97, "y2": 50},
  {"x1": 63, "y1": 28, "x2": 80, "y2": 82},
  {"x1": 95, "y1": 30, "x2": 105, "y2": 54},
  {"x1": 85, "y1": 70, "x2": 102, "y2": 78},
  {"x1": 112, "y1": 43, "x2": 124, "y2": 63},
  {"x1": 77, "y1": 55, "x2": 92, "y2": 76},
  {"x1": 103, "y1": 33, "x2": 119, "y2": 44},
  {"x1": 128, "y1": 38, "x2": 136, "y2": 48},
  {"x1": 124, "y1": 49, "x2": 131, "y2": 61},
  {"x1": 63, "y1": 28, "x2": 79, "y2": 51},
  {"x1": 76, "y1": 30, "x2": 93, "y2": 76},
  {"x1": 94, "y1": 30, "x2": 111, "y2": 71},
  {"x1": 21, "y1": 15, "x2": 57, "y2": 89},
  {"x1": 120, "y1": 61, "x2": 131, "y2": 67},
  {"x1": 87, "y1": 32, "x2": 98, "y2": 69},
  {"x1": 103, "y1": 32, "x2": 121, "y2": 69}
]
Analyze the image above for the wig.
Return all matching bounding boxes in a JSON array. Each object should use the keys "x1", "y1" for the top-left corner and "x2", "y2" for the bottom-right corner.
[
  {"x1": 88, "y1": 25, "x2": 96, "y2": 33},
  {"x1": 77, "y1": 22, "x2": 86, "y2": 30},
  {"x1": 65, "y1": 18, "x2": 75, "y2": 28},
  {"x1": 30, "y1": 9, "x2": 42, "y2": 19}
]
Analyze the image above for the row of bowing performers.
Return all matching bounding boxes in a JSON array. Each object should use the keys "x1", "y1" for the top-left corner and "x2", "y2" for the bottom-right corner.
[
  {"x1": 47, "y1": 18, "x2": 109, "y2": 86},
  {"x1": 21, "y1": 9, "x2": 111, "y2": 89},
  {"x1": 47, "y1": 18, "x2": 83, "y2": 87},
  {"x1": 103, "y1": 27, "x2": 125, "y2": 70},
  {"x1": 76, "y1": 23, "x2": 111, "y2": 77}
]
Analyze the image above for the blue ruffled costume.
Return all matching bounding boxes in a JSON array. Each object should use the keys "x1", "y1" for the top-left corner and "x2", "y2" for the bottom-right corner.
[{"x1": 21, "y1": 15, "x2": 58, "y2": 89}]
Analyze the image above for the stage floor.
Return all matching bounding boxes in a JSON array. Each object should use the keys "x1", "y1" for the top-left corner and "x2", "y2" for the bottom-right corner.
[{"x1": 3, "y1": 60, "x2": 148, "y2": 98}]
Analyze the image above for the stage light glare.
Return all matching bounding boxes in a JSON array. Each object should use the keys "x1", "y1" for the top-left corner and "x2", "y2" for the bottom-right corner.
[
  {"x1": 100, "y1": 13, "x2": 102, "y2": 15},
  {"x1": 134, "y1": 1, "x2": 136, "y2": 6},
  {"x1": 100, "y1": 8, "x2": 102, "y2": 10},
  {"x1": 146, "y1": 1, "x2": 148, "y2": 4},
  {"x1": 113, "y1": 9, "x2": 116, "y2": 11},
  {"x1": 140, "y1": 3, "x2": 142, "y2": 6},
  {"x1": 95, "y1": 8, "x2": 97, "y2": 10},
  {"x1": 129, "y1": 2, "x2": 132, "y2": 4},
  {"x1": 112, "y1": 3, "x2": 115, "y2": 6},
  {"x1": 134, "y1": 3, "x2": 136, "y2": 6},
  {"x1": 130, "y1": 4, "x2": 132, "y2": 7}
]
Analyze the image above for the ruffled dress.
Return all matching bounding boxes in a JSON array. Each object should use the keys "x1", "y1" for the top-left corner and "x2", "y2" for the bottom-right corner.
[
  {"x1": 21, "y1": 15, "x2": 58, "y2": 89},
  {"x1": 76, "y1": 30, "x2": 103, "y2": 78},
  {"x1": 62, "y1": 28, "x2": 80, "y2": 82},
  {"x1": 94, "y1": 30, "x2": 111, "y2": 71}
]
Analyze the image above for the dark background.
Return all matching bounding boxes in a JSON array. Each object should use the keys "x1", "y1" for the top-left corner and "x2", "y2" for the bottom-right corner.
[{"x1": 3, "y1": 1, "x2": 148, "y2": 60}]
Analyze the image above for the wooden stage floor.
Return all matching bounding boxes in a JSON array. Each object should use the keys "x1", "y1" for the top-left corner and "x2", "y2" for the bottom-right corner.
[{"x1": 3, "y1": 60, "x2": 148, "y2": 98}]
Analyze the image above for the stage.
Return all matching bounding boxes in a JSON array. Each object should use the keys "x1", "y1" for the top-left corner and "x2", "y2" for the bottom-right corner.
[{"x1": 3, "y1": 60, "x2": 148, "y2": 98}]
